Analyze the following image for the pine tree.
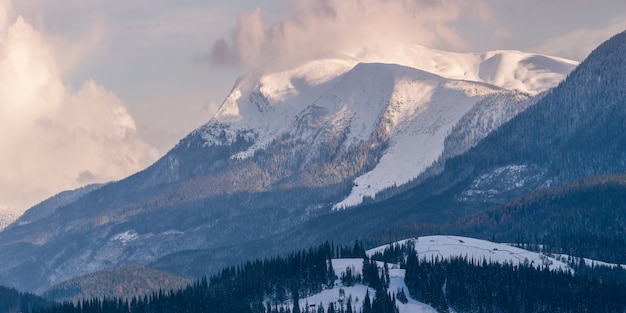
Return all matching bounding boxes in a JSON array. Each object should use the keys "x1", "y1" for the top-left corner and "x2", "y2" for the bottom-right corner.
[
  {"x1": 327, "y1": 302, "x2": 335, "y2": 313},
  {"x1": 383, "y1": 262, "x2": 390, "y2": 289},
  {"x1": 363, "y1": 290, "x2": 372, "y2": 313},
  {"x1": 304, "y1": 300, "x2": 310, "y2": 313},
  {"x1": 346, "y1": 296, "x2": 353, "y2": 313},
  {"x1": 317, "y1": 302, "x2": 324, "y2": 313},
  {"x1": 396, "y1": 288, "x2": 408, "y2": 304},
  {"x1": 327, "y1": 258, "x2": 336, "y2": 288},
  {"x1": 293, "y1": 288, "x2": 301, "y2": 313}
]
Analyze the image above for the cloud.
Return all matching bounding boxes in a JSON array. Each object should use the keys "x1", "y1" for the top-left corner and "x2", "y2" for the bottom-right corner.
[
  {"x1": 208, "y1": 0, "x2": 490, "y2": 70},
  {"x1": 494, "y1": 27, "x2": 511, "y2": 40},
  {"x1": 0, "y1": 8, "x2": 157, "y2": 209},
  {"x1": 530, "y1": 16, "x2": 626, "y2": 61}
]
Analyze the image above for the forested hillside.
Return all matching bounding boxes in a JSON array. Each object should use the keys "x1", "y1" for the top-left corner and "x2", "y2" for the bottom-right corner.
[
  {"x1": 43, "y1": 266, "x2": 190, "y2": 303},
  {"x1": 455, "y1": 174, "x2": 626, "y2": 263},
  {"x1": 366, "y1": 174, "x2": 626, "y2": 264},
  {"x1": 405, "y1": 255, "x2": 626, "y2": 313}
]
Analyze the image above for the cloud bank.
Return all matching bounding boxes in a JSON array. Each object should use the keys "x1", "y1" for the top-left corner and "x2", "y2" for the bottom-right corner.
[
  {"x1": 0, "y1": 4, "x2": 157, "y2": 210},
  {"x1": 209, "y1": 0, "x2": 490, "y2": 70}
]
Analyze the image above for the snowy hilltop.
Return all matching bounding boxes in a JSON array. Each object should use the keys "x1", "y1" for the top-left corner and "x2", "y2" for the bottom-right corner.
[{"x1": 295, "y1": 235, "x2": 622, "y2": 313}]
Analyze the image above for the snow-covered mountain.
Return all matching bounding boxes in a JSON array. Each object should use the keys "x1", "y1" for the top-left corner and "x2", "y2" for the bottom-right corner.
[
  {"x1": 192, "y1": 46, "x2": 576, "y2": 208},
  {"x1": 0, "y1": 205, "x2": 22, "y2": 231}
]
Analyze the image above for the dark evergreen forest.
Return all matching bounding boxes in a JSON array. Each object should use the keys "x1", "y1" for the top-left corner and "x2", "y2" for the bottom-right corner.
[{"x1": 19, "y1": 240, "x2": 626, "y2": 313}]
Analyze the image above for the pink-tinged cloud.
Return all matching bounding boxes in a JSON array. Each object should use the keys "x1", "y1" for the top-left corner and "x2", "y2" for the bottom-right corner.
[
  {"x1": 0, "y1": 9, "x2": 157, "y2": 210},
  {"x1": 209, "y1": 0, "x2": 491, "y2": 70}
]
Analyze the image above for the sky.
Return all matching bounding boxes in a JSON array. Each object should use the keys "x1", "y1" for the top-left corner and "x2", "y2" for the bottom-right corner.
[{"x1": 1, "y1": 0, "x2": 626, "y2": 210}]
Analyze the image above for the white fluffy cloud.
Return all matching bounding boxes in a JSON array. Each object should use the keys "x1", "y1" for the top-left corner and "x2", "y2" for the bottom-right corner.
[
  {"x1": 0, "y1": 5, "x2": 157, "y2": 210},
  {"x1": 209, "y1": 0, "x2": 490, "y2": 70}
]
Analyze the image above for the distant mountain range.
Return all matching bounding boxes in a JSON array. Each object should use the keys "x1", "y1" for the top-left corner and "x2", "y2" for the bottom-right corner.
[{"x1": 7, "y1": 31, "x2": 621, "y2": 297}]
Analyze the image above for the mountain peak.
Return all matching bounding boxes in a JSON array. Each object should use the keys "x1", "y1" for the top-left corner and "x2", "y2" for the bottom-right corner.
[{"x1": 198, "y1": 47, "x2": 576, "y2": 150}]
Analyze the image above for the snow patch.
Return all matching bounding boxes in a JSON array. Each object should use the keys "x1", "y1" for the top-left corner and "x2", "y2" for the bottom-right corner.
[
  {"x1": 110, "y1": 230, "x2": 139, "y2": 245},
  {"x1": 460, "y1": 165, "x2": 548, "y2": 201},
  {"x1": 162, "y1": 229, "x2": 184, "y2": 236}
]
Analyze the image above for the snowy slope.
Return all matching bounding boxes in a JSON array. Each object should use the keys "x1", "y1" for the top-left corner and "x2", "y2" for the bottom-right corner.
[
  {"x1": 0, "y1": 205, "x2": 23, "y2": 231},
  {"x1": 368, "y1": 236, "x2": 571, "y2": 272},
  {"x1": 332, "y1": 72, "x2": 499, "y2": 208},
  {"x1": 297, "y1": 235, "x2": 625, "y2": 313}
]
